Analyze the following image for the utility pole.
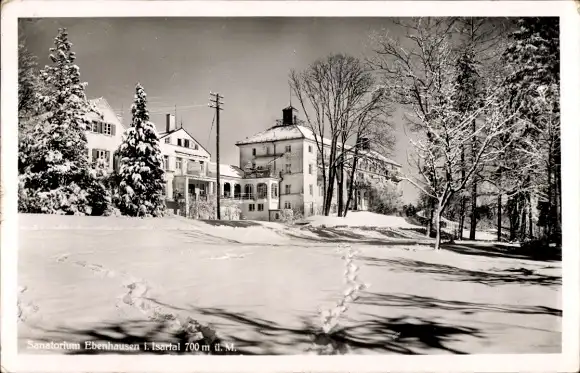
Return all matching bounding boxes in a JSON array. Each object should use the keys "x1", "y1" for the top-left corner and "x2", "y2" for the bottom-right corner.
[{"x1": 209, "y1": 92, "x2": 224, "y2": 220}]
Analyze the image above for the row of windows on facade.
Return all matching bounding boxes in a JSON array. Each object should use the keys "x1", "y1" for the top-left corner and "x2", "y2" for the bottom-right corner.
[
  {"x1": 178, "y1": 183, "x2": 318, "y2": 199},
  {"x1": 165, "y1": 137, "x2": 199, "y2": 150},
  {"x1": 89, "y1": 121, "x2": 116, "y2": 136},
  {"x1": 88, "y1": 119, "x2": 200, "y2": 153},
  {"x1": 251, "y1": 144, "x2": 314, "y2": 156},
  {"x1": 248, "y1": 202, "x2": 293, "y2": 211}
]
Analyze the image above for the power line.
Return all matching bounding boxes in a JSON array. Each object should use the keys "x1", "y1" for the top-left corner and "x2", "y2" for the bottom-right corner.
[{"x1": 207, "y1": 111, "x2": 216, "y2": 149}]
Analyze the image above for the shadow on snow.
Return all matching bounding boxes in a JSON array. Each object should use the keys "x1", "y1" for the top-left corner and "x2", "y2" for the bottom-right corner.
[{"x1": 28, "y1": 291, "x2": 559, "y2": 355}]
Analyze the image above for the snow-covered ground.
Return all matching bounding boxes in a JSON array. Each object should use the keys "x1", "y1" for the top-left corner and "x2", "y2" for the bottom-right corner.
[
  {"x1": 17, "y1": 213, "x2": 561, "y2": 355},
  {"x1": 305, "y1": 211, "x2": 417, "y2": 229}
]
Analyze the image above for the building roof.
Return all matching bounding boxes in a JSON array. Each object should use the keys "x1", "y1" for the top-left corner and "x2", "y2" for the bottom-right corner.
[
  {"x1": 235, "y1": 124, "x2": 315, "y2": 145},
  {"x1": 236, "y1": 122, "x2": 401, "y2": 167},
  {"x1": 157, "y1": 127, "x2": 212, "y2": 157},
  {"x1": 88, "y1": 98, "x2": 125, "y2": 129},
  {"x1": 208, "y1": 162, "x2": 245, "y2": 179}
]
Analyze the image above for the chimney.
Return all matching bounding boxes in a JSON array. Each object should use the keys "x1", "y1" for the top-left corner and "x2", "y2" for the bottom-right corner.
[{"x1": 166, "y1": 114, "x2": 176, "y2": 132}]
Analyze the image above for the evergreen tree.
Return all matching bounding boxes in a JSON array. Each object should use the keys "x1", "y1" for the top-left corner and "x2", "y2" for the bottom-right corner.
[
  {"x1": 115, "y1": 83, "x2": 165, "y2": 217},
  {"x1": 500, "y1": 17, "x2": 560, "y2": 243},
  {"x1": 18, "y1": 41, "x2": 45, "y2": 174},
  {"x1": 18, "y1": 28, "x2": 111, "y2": 215},
  {"x1": 18, "y1": 41, "x2": 43, "y2": 122}
]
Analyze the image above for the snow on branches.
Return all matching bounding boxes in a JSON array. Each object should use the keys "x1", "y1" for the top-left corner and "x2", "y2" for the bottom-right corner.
[
  {"x1": 18, "y1": 28, "x2": 111, "y2": 215},
  {"x1": 115, "y1": 83, "x2": 165, "y2": 217}
]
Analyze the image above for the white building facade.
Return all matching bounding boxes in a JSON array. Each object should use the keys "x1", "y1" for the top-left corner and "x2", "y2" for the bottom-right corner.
[{"x1": 86, "y1": 99, "x2": 401, "y2": 221}]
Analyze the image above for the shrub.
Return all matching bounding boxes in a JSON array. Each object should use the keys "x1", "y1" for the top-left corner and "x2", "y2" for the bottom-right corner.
[{"x1": 368, "y1": 180, "x2": 403, "y2": 215}]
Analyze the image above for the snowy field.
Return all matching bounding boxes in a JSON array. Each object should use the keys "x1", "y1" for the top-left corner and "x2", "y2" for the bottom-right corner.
[{"x1": 17, "y1": 213, "x2": 561, "y2": 355}]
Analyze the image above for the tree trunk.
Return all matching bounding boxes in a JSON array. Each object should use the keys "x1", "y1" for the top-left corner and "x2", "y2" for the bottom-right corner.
[
  {"x1": 528, "y1": 193, "x2": 534, "y2": 239},
  {"x1": 469, "y1": 119, "x2": 477, "y2": 241},
  {"x1": 549, "y1": 142, "x2": 562, "y2": 244},
  {"x1": 497, "y1": 192, "x2": 502, "y2": 242},
  {"x1": 323, "y1": 138, "x2": 338, "y2": 216},
  {"x1": 426, "y1": 198, "x2": 435, "y2": 237},
  {"x1": 458, "y1": 145, "x2": 466, "y2": 240},
  {"x1": 434, "y1": 201, "x2": 443, "y2": 250},
  {"x1": 519, "y1": 195, "x2": 527, "y2": 241},
  {"x1": 337, "y1": 155, "x2": 344, "y2": 217},
  {"x1": 508, "y1": 197, "x2": 517, "y2": 242},
  {"x1": 469, "y1": 180, "x2": 477, "y2": 240},
  {"x1": 344, "y1": 147, "x2": 360, "y2": 218},
  {"x1": 458, "y1": 198, "x2": 466, "y2": 240}
]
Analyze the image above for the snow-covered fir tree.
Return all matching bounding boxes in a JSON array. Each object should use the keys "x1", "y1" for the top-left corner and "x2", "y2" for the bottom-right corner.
[
  {"x1": 500, "y1": 18, "x2": 561, "y2": 242},
  {"x1": 114, "y1": 83, "x2": 165, "y2": 217},
  {"x1": 18, "y1": 42, "x2": 43, "y2": 123},
  {"x1": 18, "y1": 28, "x2": 111, "y2": 215}
]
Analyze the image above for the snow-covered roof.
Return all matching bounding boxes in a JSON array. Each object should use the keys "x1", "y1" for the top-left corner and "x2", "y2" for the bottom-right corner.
[
  {"x1": 157, "y1": 127, "x2": 212, "y2": 156},
  {"x1": 236, "y1": 125, "x2": 307, "y2": 145},
  {"x1": 237, "y1": 123, "x2": 401, "y2": 167},
  {"x1": 208, "y1": 162, "x2": 245, "y2": 179},
  {"x1": 88, "y1": 98, "x2": 124, "y2": 128}
]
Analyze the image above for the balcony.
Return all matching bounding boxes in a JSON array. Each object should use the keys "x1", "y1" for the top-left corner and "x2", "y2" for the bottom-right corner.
[
  {"x1": 244, "y1": 167, "x2": 278, "y2": 179},
  {"x1": 253, "y1": 152, "x2": 286, "y2": 159},
  {"x1": 174, "y1": 167, "x2": 207, "y2": 178}
]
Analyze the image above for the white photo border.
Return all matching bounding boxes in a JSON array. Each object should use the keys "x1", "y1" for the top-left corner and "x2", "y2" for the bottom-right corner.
[{"x1": 1, "y1": 1, "x2": 578, "y2": 372}]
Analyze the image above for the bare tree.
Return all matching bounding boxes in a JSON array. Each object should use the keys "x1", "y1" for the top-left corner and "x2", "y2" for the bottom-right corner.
[
  {"x1": 369, "y1": 18, "x2": 519, "y2": 250},
  {"x1": 290, "y1": 54, "x2": 382, "y2": 216}
]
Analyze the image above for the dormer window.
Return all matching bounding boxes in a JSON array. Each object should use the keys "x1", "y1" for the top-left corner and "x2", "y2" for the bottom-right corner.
[
  {"x1": 177, "y1": 139, "x2": 182, "y2": 147},
  {"x1": 184, "y1": 139, "x2": 190, "y2": 148}
]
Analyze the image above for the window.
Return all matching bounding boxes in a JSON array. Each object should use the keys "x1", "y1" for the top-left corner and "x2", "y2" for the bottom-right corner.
[
  {"x1": 285, "y1": 145, "x2": 291, "y2": 153},
  {"x1": 177, "y1": 139, "x2": 182, "y2": 147},
  {"x1": 176, "y1": 157, "x2": 183, "y2": 171},
  {"x1": 249, "y1": 204, "x2": 255, "y2": 212},
  {"x1": 165, "y1": 137, "x2": 170, "y2": 144},
  {"x1": 89, "y1": 121, "x2": 115, "y2": 136},
  {"x1": 266, "y1": 147, "x2": 270, "y2": 155},
  {"x1": 199, "y1": 161, "x2": 204, "y2": 173},
  {"x1": 252, "y1": 148, "x2": 256, "y2": 156},
  {"x1": 308, "y1": 164, "x2": 313, "y2": 175},
  {"x1": 308, "y1": 145, "x2": 313, "y2": 153},
  {"x1": 258, "y1": 204, "x2": 264, "y2": 212},
  {"x1": 271, "y1": 184, "x2": 278, "y2": 198},
  {"x1": 310, "y1": 203, "x2": 314, "y2": 214},
  {"x1": 257, "y1": 183, "x2": 268, "y2": 199},
  {"x1": 103, "y1": 123, "x2": 112, "y2": 136},
  {"x1": 285, "y1": 184, "x2": 291, "y2": 195},
  {"x1": 285, "y1": 164, "x2": 291, "y2": 174},
  {"x1": 275, "y1": 213, "x2": 280, "y2": 220},
  {"x1": 309, "y1": 184, "x2": 313, "y2": 196},
  {"x1": 194, "y1": 144, "x2": 199, "y2": 150},
  {"x1": 91, "y1": 149, "x2": 110, "y2": 166},
  {"x1": 244, "y1": 184, "x2": 254, "y2": 199},
  {"x1": 284, "y1": 202, "x2": 292, "y2": 209},
  {"x1": 184, "y1": 139, "x2": 190, "y2": 148},
  {"x1": 164, "y1": 155, "x2": 169, "y2": 170}
]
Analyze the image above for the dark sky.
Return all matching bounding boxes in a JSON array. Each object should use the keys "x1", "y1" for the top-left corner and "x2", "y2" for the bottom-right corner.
[{"x1": 21, "y1": 17, "x2": 420, "y2": 203}]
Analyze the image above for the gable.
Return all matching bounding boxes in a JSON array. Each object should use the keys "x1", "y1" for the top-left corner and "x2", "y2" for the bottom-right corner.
[
  {"x1": 88, "y1": 98, "x2": 125, "y2": 130},
  {"x1": 160, "y1": 128, "x2": 211, "y2": 157}
]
